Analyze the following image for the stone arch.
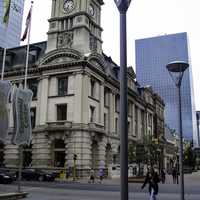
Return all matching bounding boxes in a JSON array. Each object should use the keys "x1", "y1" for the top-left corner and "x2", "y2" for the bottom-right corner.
[
  {"x1": 51, "y1": 138, "x2": 66, "y2": 168},
  {"x1": 39, "y1": 48, "x2": 82, "y2": 66},
  {"x1": 105, "y1": 143, "x2": 112, "y2": 168},
  {"x1": 22, "y1": 143, "x2": 32, "y2": 168},
  {"x1": 87, "y1": 53, "x2": 107, "y2": 72},
  {"x1": 91, "y1": 140, "x2": 99, "y2": 170}
]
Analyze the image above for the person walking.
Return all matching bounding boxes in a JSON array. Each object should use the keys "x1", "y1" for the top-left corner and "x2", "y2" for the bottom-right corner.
[
  {"x1": 160, "y1": 169, "x2": 166, "y2": 184},
  {"x1": 172, "y1": 167, "x2": 177, "y2": 184},
  {"x1": 98, "y1": 168, "x2": 104, "y2": 184},
  {"x1": 141, "y1": 168, "x2": 160, "y2": 200},
  {"x1": 89, "y1": 168, "x2": 95, "y2": 183}
]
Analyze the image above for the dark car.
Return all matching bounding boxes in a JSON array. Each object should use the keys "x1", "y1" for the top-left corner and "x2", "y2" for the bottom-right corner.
[
  {"x1": 0, "y1": 168, "x2": 16, "y2": 182},
  {"x1": 0, "y1": 171, "x2": 13, "y2": 184},
  {"x1": 17, "y1": 169, "x2": 56, "y2": 181}
]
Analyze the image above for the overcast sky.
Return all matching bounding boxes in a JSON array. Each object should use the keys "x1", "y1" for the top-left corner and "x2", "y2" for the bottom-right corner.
[{"x1": 22, "y1": 0, "x2": 200, "y2": 110}]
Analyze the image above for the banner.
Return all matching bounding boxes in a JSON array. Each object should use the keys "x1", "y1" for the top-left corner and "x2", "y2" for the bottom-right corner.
[
  {"x1": 3, "y1": 0, "x2": 11, "y2": 24},
  {"x1": 0, "y1": 80, "x2": 11, "y2": 142},
  {"x1": 21, "y1": 5, "x2": 32, "y2": 41},
  {"x1": 12, "y1": 88, "x2": 33, "y2": 145}
]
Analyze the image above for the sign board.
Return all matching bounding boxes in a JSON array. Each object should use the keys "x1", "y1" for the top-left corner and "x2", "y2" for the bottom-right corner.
[
  {"x1": 12, "y1": 88, "x2": 33, "y2": 145},
  {"x1": 0, "y1": 80, "x2": 11, "y2": 142}
]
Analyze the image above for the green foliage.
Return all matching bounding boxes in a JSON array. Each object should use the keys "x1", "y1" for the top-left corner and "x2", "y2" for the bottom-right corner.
[{"x1": 183, "y1": 144, "x2": 196, "y2": 168}]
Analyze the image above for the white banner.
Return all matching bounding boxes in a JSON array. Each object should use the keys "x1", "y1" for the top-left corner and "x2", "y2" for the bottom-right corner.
[
  {"x1": 0, "y1": 80, "x2": 11, "y2": 142},
  {"x1": 12, "y1": 88, "x2": 33, "y2": 145}
]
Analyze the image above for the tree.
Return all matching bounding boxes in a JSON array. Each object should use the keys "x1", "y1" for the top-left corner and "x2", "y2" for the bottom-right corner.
[{"x1": 183, "y1": 144, "x2": 196, "y2": 169}]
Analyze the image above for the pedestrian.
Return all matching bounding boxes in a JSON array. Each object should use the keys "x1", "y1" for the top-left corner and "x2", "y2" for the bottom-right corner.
[
  {"x1": 141, "y1": 167, "x2": 160, "y2": 200},
  {"x1": 160, "y1": 169, "x2": 166, "y2": 184},
  {"x1": 98, "y1": 168, "x2": 104, "y2": 184},
  {"x1": 89, "y1": 168, "x2": 95, "y2": 183},
  {"x1": 172, "y1": 167, "x2": 177, "y2": 184}
]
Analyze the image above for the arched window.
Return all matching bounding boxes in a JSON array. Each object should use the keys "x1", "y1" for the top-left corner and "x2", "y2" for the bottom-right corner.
[
  {"x1": 0, "y1": 143, "x2": 5, "y2": 167},
  {"x1": 53, "y1": 139, "x2": 65, "y2": 167}
]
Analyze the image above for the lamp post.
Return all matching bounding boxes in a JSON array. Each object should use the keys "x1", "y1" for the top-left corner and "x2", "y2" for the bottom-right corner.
[
  {"x1": 166, "y1": 61, "x2": 189, "y2": 200},
  {"x1": 114, "y1": 1, "x2": 132, "y2": 200}
]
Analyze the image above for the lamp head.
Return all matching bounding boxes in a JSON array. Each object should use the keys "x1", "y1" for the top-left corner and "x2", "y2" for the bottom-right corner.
[
  {"x1": 114, "y1": 0, "x2": 132, "y2": 13},
  {"x1": 166, "y1": 61, "x2": 189, "y2": 73},
  {"x1": 166, "y1": 61, "x2": 189, "y2": 87}
]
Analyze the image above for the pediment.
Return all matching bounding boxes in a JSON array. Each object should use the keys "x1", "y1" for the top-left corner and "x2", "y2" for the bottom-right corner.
[
  {"x1": 39, "y1": 48, "x2": 82, "y2": 66},
  {"x1": 87, "y1": 53, "x2": 106, "y2": 72}
]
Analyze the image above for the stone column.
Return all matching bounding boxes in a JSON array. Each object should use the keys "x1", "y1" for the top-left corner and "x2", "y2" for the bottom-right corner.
[
  {"x1": 108, "y1": 92, "x2": 114, "y2": 133},
  {"x1": 67, "y1": 131, "x2": 91, "y2": 177},
  {"x1": 98, "y1": 137, "x2": 107, "y2": 169},
  {"x1": 38, "y1": 76, "x2": 49, "y2": 126},
  {"x1": 4, "y1": 137, "x2": 19, "y2": 168},
  {"x1": 32, "y1": 132, "x2": 51, "y2": 168}
]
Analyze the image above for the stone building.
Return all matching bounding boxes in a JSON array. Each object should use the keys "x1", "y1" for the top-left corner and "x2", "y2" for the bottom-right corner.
[{"x1": 0, "y1": 0, "x2": 165, "y2": 176}]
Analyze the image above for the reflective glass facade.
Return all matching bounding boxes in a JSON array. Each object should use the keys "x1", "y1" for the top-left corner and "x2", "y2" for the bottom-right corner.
[
  {"x1": 136, "y1": 33, "x2": 198, "y2": 145},
  {"x1": 0, "y1": 0, "x2": 24, "y2": 48}
]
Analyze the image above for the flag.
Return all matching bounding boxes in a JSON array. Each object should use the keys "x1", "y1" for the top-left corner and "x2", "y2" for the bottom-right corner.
[
  {"x1": 3, "y1": 0, "x2": 11, "y2": 25},
  {"x1": 0, "y1": 80, "x2": 12, "y2": 142},
  {"x1": 21, "y1": 6, "x2": 32, "y2": 41},
  {"x1": 12, "y1": 88, "x2": 33, "y2": 145}
]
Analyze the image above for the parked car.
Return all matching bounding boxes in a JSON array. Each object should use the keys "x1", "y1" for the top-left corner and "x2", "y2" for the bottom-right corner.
[
  {"x1": 16, "y1": 169, "x2": 56, "y2": 181},
  {"x1": 0, "y1": 168, "x2": 17, "y2": 182},
  {"x1": 0, "y1": 170, "x2": 13, "y2": 184}
]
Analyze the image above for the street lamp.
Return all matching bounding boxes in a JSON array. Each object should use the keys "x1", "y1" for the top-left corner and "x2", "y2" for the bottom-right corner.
[
  {"x1": 166, "y1": 61, "x2": 189, "y2": 200},
  {"x1": 114, "y1": 1, "x2": 132, "y2": 200}
]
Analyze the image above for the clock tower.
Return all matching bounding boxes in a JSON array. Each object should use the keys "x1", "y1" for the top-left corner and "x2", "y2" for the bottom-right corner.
[{"x1": 46, "y1": 0, "x2": 104, "y2": 54}]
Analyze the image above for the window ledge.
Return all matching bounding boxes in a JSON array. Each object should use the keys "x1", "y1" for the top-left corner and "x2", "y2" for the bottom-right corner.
[
  {"x1": 88, "y1": 96, "x2": 100, "y2": 102},
  {"x1": 49, "y1": 94, "x2": 74, "y2": 98}
]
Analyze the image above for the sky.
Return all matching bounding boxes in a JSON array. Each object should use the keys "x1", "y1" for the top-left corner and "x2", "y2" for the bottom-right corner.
[{"x1": 22, "y1": 0, "x2": 200, "y2": 110}]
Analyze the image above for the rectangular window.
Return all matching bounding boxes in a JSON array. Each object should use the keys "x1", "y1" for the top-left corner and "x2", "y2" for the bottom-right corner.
[
  {"x1": 28, "y1": 79, "x2": 38, "y2": 99},
  {"x1": 90, "y1": 79, "x2": 95, "y2": 98},
  {"x1": 104, "y1": 113, "x2": 107, "y2": 130},
  {"x1": 58, "y1": 77, "x2": 68, "y2": 96},
  {"x1": 115, "y1": 118, "x2": 118, "y2": 133},
  {"x1": 57, "y1": 104, "x2": 67, "y2": 121},
  {"x1": 115, "y1": 95, "x2": 120, "y2": 112},
  {"x1": 104, "y1": 88, "x2": 109, "y2": 106},
  {"x1": 135, "y1": 106, "x2": 138, "y2": 136},
  {"x1": 90, "y1": 106, "x2": 95, "y2": 122},
  {"x1": 30, "y1": 107, "x2": 36, "y2": 129}
]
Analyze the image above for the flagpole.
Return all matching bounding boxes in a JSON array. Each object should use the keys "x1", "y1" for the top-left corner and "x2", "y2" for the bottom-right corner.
[
  {"x1": 18, "y1": 1, "x2": 34, "y2": 193},
  {"x1": 1, "y1": 48, "x2": 6, "y2": 80},
  {"x1": 24, "y1": 1, "x2": 33, "y2": 89}
]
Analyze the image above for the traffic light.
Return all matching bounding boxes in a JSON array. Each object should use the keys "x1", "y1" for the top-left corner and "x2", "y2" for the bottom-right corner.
[{"x1": 73, "y1": 154, "x2": 77, "y2": 161}]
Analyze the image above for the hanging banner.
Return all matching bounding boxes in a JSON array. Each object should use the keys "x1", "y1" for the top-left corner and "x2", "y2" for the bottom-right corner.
[
  {"x1": 0, "y1": 80, "x2": 11, "y2": 142},
  {"x1": 12, "y1": 88, "x2": 33, "y2": 145}
]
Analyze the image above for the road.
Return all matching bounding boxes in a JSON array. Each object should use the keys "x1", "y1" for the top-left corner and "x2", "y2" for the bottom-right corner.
[{"x1": 0, "y1": 180, "x2": 200, "y2": 200}]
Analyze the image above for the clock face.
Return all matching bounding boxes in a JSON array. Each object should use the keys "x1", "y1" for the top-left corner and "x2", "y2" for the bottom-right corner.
[
  {"x1": 63, "y1": 0, "x2": 75, "y2": 12},
  {"x1": 89, "y1": 4, "x2": 95, "y2": 16}
]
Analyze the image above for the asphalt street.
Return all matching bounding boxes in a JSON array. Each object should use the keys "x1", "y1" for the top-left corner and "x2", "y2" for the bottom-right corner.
[{"x1": 1, "y1": 183, "x2": 200, "y2": 200}]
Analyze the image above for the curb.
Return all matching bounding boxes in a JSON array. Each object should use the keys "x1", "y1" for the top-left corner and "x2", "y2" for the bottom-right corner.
[{"x1": 0, "y1": 192, "x2": 28, "y2": 200}]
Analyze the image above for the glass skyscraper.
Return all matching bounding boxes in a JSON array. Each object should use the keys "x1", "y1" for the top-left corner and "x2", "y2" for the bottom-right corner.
[
  {"x1": 0, "y1": 0, "x2": 24, "y2": 48},
  {"x1": 135, "y1": 32, "x2": 198, "y2": 146}
]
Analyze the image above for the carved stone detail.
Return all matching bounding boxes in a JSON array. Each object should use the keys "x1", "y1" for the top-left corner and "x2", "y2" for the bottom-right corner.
[{"x1": 57, "y1": 32, "x2": 73, "y2": 49}]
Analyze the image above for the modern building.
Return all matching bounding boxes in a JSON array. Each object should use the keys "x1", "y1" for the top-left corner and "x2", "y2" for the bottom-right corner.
[
  {"x1": 0, "y1": 0, "x2": 24, "y2": 48},
  {"x1": 0, "y1": 0, "x2": 165, "y2": 176},
  {"x1": 135, "y1": 33, "x2": 198, "y2": 146}
]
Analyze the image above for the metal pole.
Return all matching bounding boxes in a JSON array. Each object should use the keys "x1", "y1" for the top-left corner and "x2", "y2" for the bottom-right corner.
[
  {"x1": 119, "y1": 12, "x2": 128, "y2": 200},
  {"x1": 18, "y1": 145, "x2": 23, "y2": 193},
  {"x1": 177, "y1": 84, "x2": 184, "y2": 200},
  {"x1": 1, "y1": 48, "x2": 6, "y2": 80}
]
